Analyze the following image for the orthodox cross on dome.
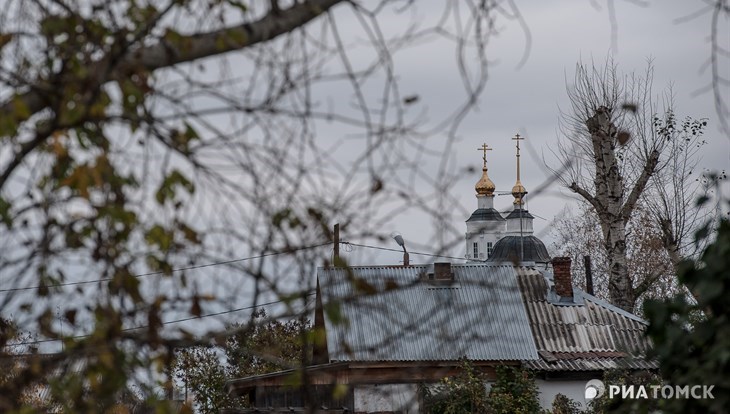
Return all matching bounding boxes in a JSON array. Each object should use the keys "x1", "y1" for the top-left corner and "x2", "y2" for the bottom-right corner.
[
  {"x1": 477, "y1": 143, "x2": 492, "y2": 169},
  {"x1": 512, "y1": 133, "x2": 524, "y2": 181},
  {"x1": 511, "y1": 133, "x2": 527, "y2": 205},
  {"x1": 474, "y1": 143, "x2": 495, "y2": 196}
]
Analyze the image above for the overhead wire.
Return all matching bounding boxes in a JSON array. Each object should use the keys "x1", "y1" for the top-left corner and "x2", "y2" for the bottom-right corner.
[
  {"x1": 11, "y1": 293, "x2": 316, "y2": 346},
  {"x1": 341, "y1": 241, "x2": 465, "y2": 261},
  {"x1": 5, "y1": 240, "x2": 463, "y2": 347},
  {"x1": 0, "y1": 242, "x2": 332, "y2": 293}
]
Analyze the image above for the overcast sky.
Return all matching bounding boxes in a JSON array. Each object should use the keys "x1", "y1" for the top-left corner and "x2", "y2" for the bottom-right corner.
[
  {"x1": 331, "y1": 0, "x2": 730, "y2": 265},
  {"x1": 5, "y1": 0, "x2": 729, "y2": 351}
]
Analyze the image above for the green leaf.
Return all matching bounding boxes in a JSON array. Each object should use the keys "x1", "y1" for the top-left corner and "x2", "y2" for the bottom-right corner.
[
  {"x1": 332, "y1": 383, "x2": 348, "y2": 399},
  {"x1": 0, "y1": 196, "x2": 11, "y2": 227},
  {"x1": 146, "y1": 254, "x2": 173, "y2": 276},
  {"x1": 179, "y1": 222, "x2": 201, "y2": 244},
  {"x1": 12, "y1": 95, "x2": 31, "y2": 120},
  {"x1": 324, "y1": 302, "x2": 347, "y2": 326},
  {"x1": 353, "y1": 277, "x2": 377, "y2": 295},
  {"x1": 272, "y1": 208, "x2": 292, "y2": 228},
  {"x1": 145, "y1": 224, "x2": 173, "y2": 251},
  {"x1": 155, "y1": 169, "x2": 195, "y2": 205},
  {"x1": 226, "y1": 0, "x2": 248, "y2": 13},
  {"x1": 0, "y1": 94, "x2": 33, "y2": 137},
  {"x1": 163, "y1": 29, "x2": 192, "y2": 52},
  {"x1": 170, "y1": 123, "x2": 200, "y2": 153}
]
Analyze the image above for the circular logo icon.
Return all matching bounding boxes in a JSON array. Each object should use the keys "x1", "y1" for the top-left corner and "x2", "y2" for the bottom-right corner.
[{"x1": 585, "y1": 379, "x2": 606, "y2": 400}]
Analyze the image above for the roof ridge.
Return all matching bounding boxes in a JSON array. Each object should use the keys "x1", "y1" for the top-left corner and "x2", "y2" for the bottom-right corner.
[
  {"x1": 317, "y1": 263, "x2": 516, "y2": 270},
  {"x1": 575, "y1": 289, "x2": 648, "y2": 325}
]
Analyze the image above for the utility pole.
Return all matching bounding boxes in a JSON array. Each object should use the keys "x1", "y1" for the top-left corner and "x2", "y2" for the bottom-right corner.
[
  {"x1": 520, "y1": 200, "x2": 524, "y2": 263},
  {"x1": 584, "y1": 255, "x2": 594, "y2": 295},
  {"x1": 333, "y1": 223, "x2": 340, "y2": 265},
  {"x1": 512, "y1": 133, "x2": 526, "y2": 262}
]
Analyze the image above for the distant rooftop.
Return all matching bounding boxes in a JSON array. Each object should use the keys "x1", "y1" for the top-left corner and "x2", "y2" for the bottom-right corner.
[
  {"x1": 487, "y1": 235, "x2": 551, "y2": 264},
  {"x1": 318, "y1": 263, "x2": 538, "y2": 362},
  {"x1": 466, "y1": 208, "x2": 505, "y2": 222},
  {"x1": 316, "y1": 263, "x2": 654, "y2": 371}
]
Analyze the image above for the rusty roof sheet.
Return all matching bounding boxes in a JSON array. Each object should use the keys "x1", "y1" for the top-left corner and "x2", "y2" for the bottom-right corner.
[
  {"x1": 318, "y1": 264, "x2": 539, "y2": 362},
  {"x1": 516, "y1": 266, "x2": 653, "y2": 370}
]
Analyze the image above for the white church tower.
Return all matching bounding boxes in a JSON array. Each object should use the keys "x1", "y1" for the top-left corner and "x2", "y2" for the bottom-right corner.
[
  {"x1": 465, "y1": 143, "x2": 505, "y2": 261},
  {"x1": 464, "y1": 135, "x2": 551, "y2": 264}
]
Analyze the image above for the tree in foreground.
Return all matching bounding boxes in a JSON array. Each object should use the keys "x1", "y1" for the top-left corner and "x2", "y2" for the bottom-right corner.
[
  {"x1": 225, "y1": 308, "x2": 310, "y2": 380},
  {"x1": 553, "y1": 59, "x2": 710, "y2": 312},
  {"x1": 0, "y1": 0, "x2": 725, "y2": 410},
  {"x1": 640, "y1": 215, "x2": 730, "y2": 413},
  {"x1": 173, "y1": 309, "x2": 309, "y2": 413},
  {"x1": 421, "y1": 359, "x2": 490, "y2": 414},
  {"x1": 422, "y1": 361, "x2": 540, "y2": 414},
  {"x1": 0, "y1": 0, "x2": 506, "y2": 409},
  {"x1": 173, "y1": 347, "x2": 231, "y2": 414}
]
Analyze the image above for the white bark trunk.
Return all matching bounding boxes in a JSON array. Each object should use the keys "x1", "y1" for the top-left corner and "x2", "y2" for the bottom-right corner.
[
  {"x1": 570, "y1": 106, "x2": 664, "y2": 312},
  {"x1": 586, "y1": 106, "x2": 634, "y2": 312}
]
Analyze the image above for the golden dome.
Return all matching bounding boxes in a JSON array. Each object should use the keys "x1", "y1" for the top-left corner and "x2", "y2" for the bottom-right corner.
[
  {"x1": 512, "y1": 180, "x2": 527, "y2": 205},
  {"x1": 475, "y1": 143, "x2": 495, "y2": 196},
  {"x1": 475, "y1": 168, "x2": 496, "y2": 196}
]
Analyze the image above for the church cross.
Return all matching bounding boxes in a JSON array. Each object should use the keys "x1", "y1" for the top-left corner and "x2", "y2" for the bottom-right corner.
[
  {"x1": 512, "y1": 133, "x2": 524, "y2": 156},
  {"x1": 512, "y1": 133, "x2": 525, "y2": 180},
  {"x1": 477, "y1": 143, "x2": 492, "y2": 169}
]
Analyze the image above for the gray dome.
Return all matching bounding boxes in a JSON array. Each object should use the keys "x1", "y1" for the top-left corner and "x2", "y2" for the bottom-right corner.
[
  {"x1": 505, "y1": 209, "x2": 534, "y2": 220},
  {"x1": 487, "y1": 235, "x2": 551, "y2": 264},
  {"x1": 466, "y1": 208, "x2": 506, "y2": 222}
]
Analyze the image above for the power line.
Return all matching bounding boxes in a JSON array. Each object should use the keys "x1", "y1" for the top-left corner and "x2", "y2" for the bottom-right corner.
[
  {"x1": 342, "y1": 242, "x2": 465, "y2": 261},
  {"x1": 0, "y1": 242, "x2": 331, "y2": 294},
  {"x1": 124, "y1": 292, "x2": 315, "y2": 332},
  {"x1": 11, "y1": 293, "x2": 316, "y2": 346},
  {"x1": 0, "y1": 241, "x2": 465, "y2": 294},
  {"x1": 5, "y1": 240, "x2": 465, "y2": 347}
]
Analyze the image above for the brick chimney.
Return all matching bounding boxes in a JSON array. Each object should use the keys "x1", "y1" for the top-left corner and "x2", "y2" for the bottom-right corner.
[
  {"x1": 552, "y1": 257, "x2": 573, "y2": 299},
  {"x1": 433, "y1": 262, "x2": 453, "y2": 281}
]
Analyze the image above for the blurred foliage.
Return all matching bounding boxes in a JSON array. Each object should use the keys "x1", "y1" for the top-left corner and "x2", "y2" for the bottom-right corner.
[
  {"x1": 0, "y1": 0, "x2": 724, "y2": 410},
  {"x1": 640, "y1": 217, "x2": 730, "y2": 413},
  {"x1": 422, "y1": 361, "x2": 540, "y2": 414},
  {"x1": 173, "y1": 309, "x2": 310, "y2": 412},
  {"x1": 173, "y1": 347, "x2": 233, "y2": 414},
  {"x1": 488, "y1": 365, "x2": 541, "y2": 414},
  {"x1": 225, "y1": 308, "x2": 311, "y2": 380},
  {"x1": 550, "y1": 393, "x2": 581, "y2": 414},
  {"x1": 421, "y1": 359, "x2": 489, "y2": 414}
]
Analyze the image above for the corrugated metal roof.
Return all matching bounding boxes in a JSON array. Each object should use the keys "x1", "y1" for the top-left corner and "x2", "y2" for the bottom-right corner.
[
  {"x1": 318, "y1": 264, "x2": 539, "y2": 362},
  {"x1": 516, "y1": 267, "x2": 653, "y2": 370},
  {"x1": 317, "y1": 264, "x2": 652, "y2": 372},
  {"x1": 523, "y1": 353, "x2": 658, "y2": 371}
]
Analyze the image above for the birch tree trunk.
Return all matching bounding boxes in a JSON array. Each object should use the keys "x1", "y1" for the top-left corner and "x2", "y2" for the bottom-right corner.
[
  {"x1": 587, "y1": 106, "x2": 634, "y2": 311},
  {"x1": 558, "y1": 61, "x2": 669, "y2": 313},
  {"x1": 559, "y1": 96, "x2": 708, "y2": 313}
]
